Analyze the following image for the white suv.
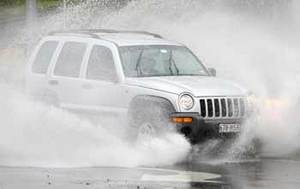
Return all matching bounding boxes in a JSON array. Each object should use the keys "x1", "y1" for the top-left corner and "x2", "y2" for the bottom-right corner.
[{"x1": 27, "y1": 29, "x2": 251, "y2": 143}]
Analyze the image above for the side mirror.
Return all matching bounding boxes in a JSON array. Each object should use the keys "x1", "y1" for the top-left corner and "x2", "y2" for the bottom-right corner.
[{"x1": 208, "y1": 68, "x2": 216, "y2": 77}]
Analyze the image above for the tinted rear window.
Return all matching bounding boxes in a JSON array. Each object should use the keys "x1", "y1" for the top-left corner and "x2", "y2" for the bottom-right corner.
[
  {"x1": 54, "y1": 42, "x2": 87, "y2": 78},
  {"x1": 32, "y1": 41, "x2": 58, "y2": 74}
]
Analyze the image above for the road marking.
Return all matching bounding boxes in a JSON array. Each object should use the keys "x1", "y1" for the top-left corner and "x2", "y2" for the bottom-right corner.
[{"x1": 139, "y1": 168, "x2": 221, "y2": 183}]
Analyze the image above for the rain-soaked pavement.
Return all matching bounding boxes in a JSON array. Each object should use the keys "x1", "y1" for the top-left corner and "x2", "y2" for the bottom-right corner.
[{"x1": 1, "y1": 157, "x2": 300, "y2": 189}]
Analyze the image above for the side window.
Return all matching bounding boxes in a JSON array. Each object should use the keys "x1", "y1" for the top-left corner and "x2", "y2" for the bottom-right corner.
[
  {"x1": 54, "y1": 42, "x2": 86, "y2": 78},
  {"x1": 87, "y1": 45, "x2": 117, "y2": 82},
  {"x1": 32, "y1": 41, "x2": 58, "y2": 74}
]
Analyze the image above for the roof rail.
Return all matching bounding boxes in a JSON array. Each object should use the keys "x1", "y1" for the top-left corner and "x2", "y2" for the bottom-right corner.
[
  {"x1": 79, "y1": 29, "x2": 163, "y2": 39},
  {"x1": 49, "y1": 29, "x2": 163, "y2": 39},
  {"x1": 49, "y1": 31, "x2": 100, "y2": 39}
]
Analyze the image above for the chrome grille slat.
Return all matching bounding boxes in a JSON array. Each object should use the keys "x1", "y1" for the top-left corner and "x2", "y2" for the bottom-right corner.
[
  {"x1": 212, "y1": 98, "x2": 215, "y2": 117},
  {"x1": 199, "y1": 97, "x2": 246, "y2": 119},
  {"x1": 218, "y1": 98, "x2": 222, "y2": 117},
  {"x1": 225, "y1": 98, "x2": 229, "y2": 117},
  {"x1": 204, "y1": 99, "x2": 208, "y2": 117}
]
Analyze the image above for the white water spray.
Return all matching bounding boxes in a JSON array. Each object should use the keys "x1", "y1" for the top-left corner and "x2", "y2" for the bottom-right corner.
[{"x1": 0, "y1": 0, "x2": 299, "y2": 167}]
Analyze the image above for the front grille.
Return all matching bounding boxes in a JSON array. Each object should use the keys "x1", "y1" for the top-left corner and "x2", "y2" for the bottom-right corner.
[{"x1": 199, "y1": 97, "x2": 246, "y2": 119}]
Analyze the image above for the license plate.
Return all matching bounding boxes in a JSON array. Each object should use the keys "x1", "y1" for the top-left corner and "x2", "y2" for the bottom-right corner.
[{"x1": 219, "y1": 123, "x2": 241, "y2": 133}]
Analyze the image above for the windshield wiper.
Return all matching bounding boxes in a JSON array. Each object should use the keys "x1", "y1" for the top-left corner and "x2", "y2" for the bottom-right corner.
[
  {"x1": 135, "y1": 49, "x2": 144, "y2": 76},
  {"x1": 169, "y1": 50, "x2": 179, "y2": 75}
]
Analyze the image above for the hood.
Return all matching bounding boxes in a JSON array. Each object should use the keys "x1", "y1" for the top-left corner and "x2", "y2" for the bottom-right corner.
[{"x1": 125, "y1": 76, "x2": 249, "y2": 97}]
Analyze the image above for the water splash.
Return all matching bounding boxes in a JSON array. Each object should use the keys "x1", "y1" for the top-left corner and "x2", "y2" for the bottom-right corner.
[{"x1": 0, "y1": 0, "x2": 300, "y2": 167}]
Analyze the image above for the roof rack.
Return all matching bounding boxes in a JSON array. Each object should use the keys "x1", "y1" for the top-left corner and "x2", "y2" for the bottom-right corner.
[
  {"x1": 49, "y1": 31, "x2": 100, "y2": 39},
  {"x1": 49, "y1": 29, "x2": 163, "y2": 39}
]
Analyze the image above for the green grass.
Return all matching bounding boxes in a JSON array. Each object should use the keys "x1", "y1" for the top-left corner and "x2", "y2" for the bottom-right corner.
[
  {"x1": 38, "y1": 0, "x2": 61, "y2": 10},
  {"x1": 0, "y1": 0, "x2": 79, "y2": 10},
  {"x1": 0, "y1": 0, "x2": 25, "y2": 7}
]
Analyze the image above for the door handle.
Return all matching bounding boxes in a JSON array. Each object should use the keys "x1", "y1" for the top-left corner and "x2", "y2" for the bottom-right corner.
[
  {"x1": 48, "y1": 80, "x2": 58, "y2": 85},
  {"x1": 82, "y1": 83, "x2": 93, "y2": 89}
]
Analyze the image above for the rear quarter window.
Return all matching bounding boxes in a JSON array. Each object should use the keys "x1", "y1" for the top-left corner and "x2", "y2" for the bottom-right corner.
[{"x1": 32, "y1": 41, "x2": 58, "y2": 74}]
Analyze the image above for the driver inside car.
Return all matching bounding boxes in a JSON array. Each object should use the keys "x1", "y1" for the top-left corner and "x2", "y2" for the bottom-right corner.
[{"x1": 140, "y1": 57, "x2": 160, "y2": 76}]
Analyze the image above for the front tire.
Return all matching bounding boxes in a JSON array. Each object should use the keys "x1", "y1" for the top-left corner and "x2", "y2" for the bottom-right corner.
[{"x1": 127, "y1": 97, "x2": 175, "y2": 143}]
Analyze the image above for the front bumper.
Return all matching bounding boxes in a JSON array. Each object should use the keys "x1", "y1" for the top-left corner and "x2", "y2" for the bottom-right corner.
[{"x1": 170, "y1": 112, "x2": 244, "y2": 143}]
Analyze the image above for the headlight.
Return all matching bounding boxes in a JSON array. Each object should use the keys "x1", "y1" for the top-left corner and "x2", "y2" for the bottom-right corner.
[
  {"x1": 247, "y1": 93, "x2": 257, "y2": 107},
  {"x1": 179, "y1": 94, "x2": 194, "y2": 110},
  {"x1": 246, "y1": 93, "x2": 258, "y2": 114}
]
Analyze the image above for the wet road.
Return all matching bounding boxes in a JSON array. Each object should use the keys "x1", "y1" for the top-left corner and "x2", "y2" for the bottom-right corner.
[
  {"x1": 0, "y1": 3, "x2": 299, "y2": 189},
  {"x1": 1, "y1": 157, "x2": 300, "y2": 189}
]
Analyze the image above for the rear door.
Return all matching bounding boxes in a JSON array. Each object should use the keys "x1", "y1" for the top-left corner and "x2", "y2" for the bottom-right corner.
[{"x1": 48, "y1": 39, "x2": 89, "y2": 107}]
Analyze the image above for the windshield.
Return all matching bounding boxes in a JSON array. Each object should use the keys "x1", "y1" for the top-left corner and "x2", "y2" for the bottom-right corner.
[{"x1": 119, "y1": 45, "x2": 209, "y2": 77}]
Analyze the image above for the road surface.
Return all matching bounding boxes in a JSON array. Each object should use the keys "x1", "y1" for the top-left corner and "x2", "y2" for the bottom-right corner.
[{"x1": 1, "y1": 157, "x2": 300, "y2": 189}]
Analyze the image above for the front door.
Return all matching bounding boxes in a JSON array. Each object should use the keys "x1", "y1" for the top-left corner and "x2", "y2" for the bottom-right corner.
[{"x1": 79, "y1": 42, "x2": 127, "y2": 116}]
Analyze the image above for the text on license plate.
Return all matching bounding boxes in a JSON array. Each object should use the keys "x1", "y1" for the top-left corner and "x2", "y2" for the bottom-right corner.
[{"x1": 219, "y1": 124, "x2": 241, "y2": 133}]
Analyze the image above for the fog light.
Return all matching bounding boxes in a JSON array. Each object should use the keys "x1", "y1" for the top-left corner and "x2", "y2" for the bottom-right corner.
[{"x1": 171, "y1": 117, "x2": 193, "y2": 123}]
